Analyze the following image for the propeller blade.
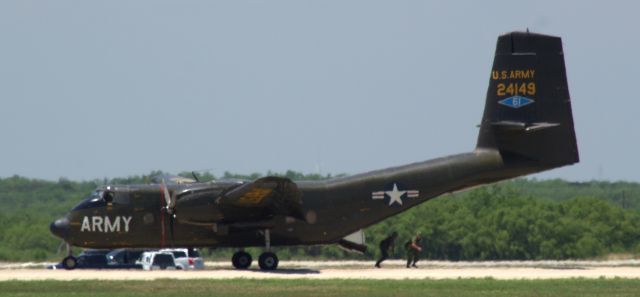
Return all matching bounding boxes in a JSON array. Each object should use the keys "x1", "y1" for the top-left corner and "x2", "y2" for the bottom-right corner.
[
  {"x1": 160, "y1": 179, "x2": 169, "y2": 247},
  {"x1": 56, "y1": 240, "x2": 65, "y2": 255},
  {"x1": 169, "y1": 190, "x2": 177, "y2": 210},
  {"x1": 161, "y1": 179, "x2": 171, "y2": 210},
  {"x1": 160, "y1": 178, "x2": 179, "y2": 245},
  {"x1": 169, "y1": 212, "x2": 176, "y2": 244},
  {"x1": 168, "y1": 191, "x2": 177, "y2": 243}
]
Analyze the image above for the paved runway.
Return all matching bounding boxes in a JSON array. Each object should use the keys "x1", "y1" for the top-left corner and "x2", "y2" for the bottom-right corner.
[{"x1": 1, "y1": 260, "x2": 640, "y2": 281}]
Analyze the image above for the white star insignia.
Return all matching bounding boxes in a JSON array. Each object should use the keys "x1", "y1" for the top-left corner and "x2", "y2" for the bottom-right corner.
[{"x1": 385, "y1": 183, "x2": 406, "y2": 206}]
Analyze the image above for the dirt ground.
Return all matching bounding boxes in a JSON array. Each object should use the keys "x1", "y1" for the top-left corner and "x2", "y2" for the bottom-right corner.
[{"x1": 1, "y1": 260, "x2": 640, "y2": 281}]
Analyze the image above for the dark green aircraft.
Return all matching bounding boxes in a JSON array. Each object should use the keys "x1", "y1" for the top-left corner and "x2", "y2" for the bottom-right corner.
[{"x1": 50, "y1": 31, "x2": 578, "y2": 270}]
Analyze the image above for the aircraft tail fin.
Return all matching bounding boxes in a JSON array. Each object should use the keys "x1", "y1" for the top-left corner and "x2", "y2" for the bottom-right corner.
[{"x1": 477, "y1": 32, "x2": 579, "y2": 167}]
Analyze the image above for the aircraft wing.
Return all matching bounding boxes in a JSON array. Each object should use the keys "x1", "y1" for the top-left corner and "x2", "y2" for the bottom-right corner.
[{"x1": 216, "y1": 176, "x2": 305, "y2": 222}]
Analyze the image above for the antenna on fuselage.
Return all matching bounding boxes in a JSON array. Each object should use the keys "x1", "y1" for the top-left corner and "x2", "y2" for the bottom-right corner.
[{"x1": 191, "y1": 171, "x2": 200, "y2": 182}]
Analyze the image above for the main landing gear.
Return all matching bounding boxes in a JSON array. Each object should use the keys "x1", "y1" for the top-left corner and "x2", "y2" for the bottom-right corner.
[
  {"x1": 231, "y1": 229, "x2": 279, "y2": 270},
  {"x1": 258, "y1": 251, "x2": 278, "y2": 270},
  {"x1": 231, "y1": 251, "x2": 252, "y2": 269}
]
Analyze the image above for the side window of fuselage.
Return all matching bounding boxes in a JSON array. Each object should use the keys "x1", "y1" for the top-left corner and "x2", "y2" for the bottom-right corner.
[
  {"x1": 113, "y1": 190, "x2": 130, "y2": 205},
  {"x1": 130, "y1": 191, "x2": 152, "y2": 210}
]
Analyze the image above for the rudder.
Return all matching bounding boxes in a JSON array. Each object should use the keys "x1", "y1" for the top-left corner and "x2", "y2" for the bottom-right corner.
[{"x1": 476, "y1": 31, "x2": 579, "y2": 167}]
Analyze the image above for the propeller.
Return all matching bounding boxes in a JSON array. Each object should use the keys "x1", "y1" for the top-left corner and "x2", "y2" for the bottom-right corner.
[
  {"x1": 56, "y1": 240, "x2": 65, "y2": 255},
  {"x1": 161, "y1": 178, "x2": 176, "y2": 213},
  {"x1": 160, "y1": 179, "x2": 178, "y2": 246},
  {"x1": 56, "y1": 240, "x2": 73, "y2": 258}
]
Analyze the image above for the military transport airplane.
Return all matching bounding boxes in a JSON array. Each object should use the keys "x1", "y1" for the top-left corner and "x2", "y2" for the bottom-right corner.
[{"x1": 50, "y1": 31, "x2": 578, "y2": 270}]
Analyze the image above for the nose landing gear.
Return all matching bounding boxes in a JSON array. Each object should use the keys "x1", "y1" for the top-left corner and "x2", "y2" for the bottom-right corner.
[
  {"x1": 61, "y1": 243, "x2": 78, "y2": 270},
  {"x1": 62, "y1": 255, "x2": 78, "y2": 270}
]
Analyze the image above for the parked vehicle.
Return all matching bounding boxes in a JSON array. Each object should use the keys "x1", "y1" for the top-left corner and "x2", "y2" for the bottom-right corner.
[
  {"x1": 138, "y1": 251, "x2": 176, "y2": 270},
  {"x1": 159, "y1": 248, "x2": 205, "y2": 270},
  {"x1": 79, "y1": 249, "x2": 111, "y2": 256},
  {"x1": 48, "y1": 249, "x2": 110, "y2": 269},
  {"x1": 106, "y1": 248, "x2": 146, "y2": 269}
]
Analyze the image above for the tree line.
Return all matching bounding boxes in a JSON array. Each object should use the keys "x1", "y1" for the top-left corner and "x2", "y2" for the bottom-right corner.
[{"x1": 0, "y1": 172, "x2": 639, "y2": 261}]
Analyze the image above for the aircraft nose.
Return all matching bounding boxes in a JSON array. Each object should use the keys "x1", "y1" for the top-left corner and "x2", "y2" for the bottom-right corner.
[{"x1": 50, "y1": 217, "x2": 70, "y2": 239}]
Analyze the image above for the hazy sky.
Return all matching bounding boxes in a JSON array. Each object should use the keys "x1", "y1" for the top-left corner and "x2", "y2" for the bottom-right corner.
[{"x1": 1, "y1": 1, "x2": 638, "y2": 182}]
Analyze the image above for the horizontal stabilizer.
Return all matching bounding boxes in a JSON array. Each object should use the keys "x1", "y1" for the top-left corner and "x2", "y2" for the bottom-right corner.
[{"x1": 490, "y1": 121, "x2": 560, "y2": 132}]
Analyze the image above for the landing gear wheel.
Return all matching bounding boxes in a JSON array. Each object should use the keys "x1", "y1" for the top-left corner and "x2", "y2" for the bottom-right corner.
[
  {"x1": 62, "y1": 256, "x2": 78, "y2": 270},
  {"x1": 258, "y1": 252, "x2": 279, "y2": 271},
  {"x1": 232, "y1": 251, "x2": 252, "y2": 269}
]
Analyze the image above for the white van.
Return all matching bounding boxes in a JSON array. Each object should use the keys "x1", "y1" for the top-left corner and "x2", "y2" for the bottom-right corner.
[{"x1": 138, "y1": 251, "x2": 176, "y2": 271}]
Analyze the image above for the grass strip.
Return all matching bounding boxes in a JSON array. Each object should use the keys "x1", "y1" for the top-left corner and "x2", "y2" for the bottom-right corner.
[{"x1": 0, "y1": 278, "x2": 638, "y2": 297}]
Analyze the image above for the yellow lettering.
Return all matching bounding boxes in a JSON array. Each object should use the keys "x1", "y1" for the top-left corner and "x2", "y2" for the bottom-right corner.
[
  {"x1": 505, "y1": 83, "x2": 514, "y2": 95},
  {"x1": 492, "y1": 69, "x2": 535, "y2": 80},
  {"x1": 518, "y1": 83, "x2": 527, "y2": 95},
  {"x1": 496, "y1": 82, "x2": 537, "y2": 97},
  {"x1": 497, "y1": 83, "x2": 505, "y2": 96},
  {"x1": 528, "y1": 82, "x2": 536, "y2": 95}
]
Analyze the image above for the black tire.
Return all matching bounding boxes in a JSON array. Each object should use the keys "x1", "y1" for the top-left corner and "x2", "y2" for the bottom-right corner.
[
  {"x1": 231, "y1": 252, "x2": 239, "y2": 267},
  {"x1": 232, "y1": 251, "x2": 252, "y2": 269},
  {"x1": 62, "y1": 256, "x2": 78, "y2": 270},
  {"x1": 258, "y1": 252, "x2": 278, "y2": 271}
]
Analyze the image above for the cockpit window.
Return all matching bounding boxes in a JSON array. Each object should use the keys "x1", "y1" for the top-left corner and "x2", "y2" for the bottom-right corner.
[
  {"x1": 89, "y1": 190, "x2": 104, "y2": 202},
  {"x1": 72, "y1": 187, "x2": 130, "y2": 211},
  {"x1": 73, "y1": 189, "x2": 107, "y2": 211}
]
